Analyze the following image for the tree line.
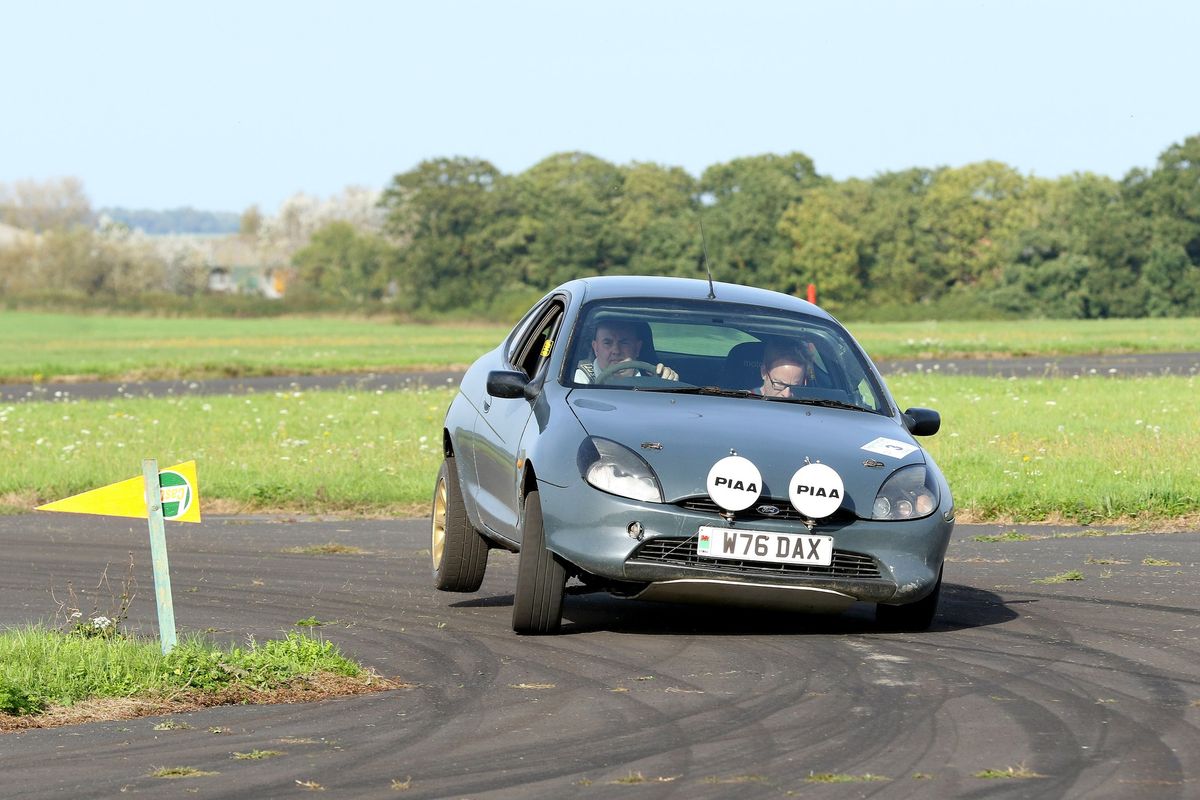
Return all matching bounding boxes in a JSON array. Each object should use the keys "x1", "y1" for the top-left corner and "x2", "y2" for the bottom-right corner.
[
  {"x1": 100, "y1": 207, "x2": 241, "y2": 236},
  {"x1": 3, "y1": 135, "x2": 1198, "y2": 320},
  {"x1": 365, "y1": 136, "x2": 1199, "y2": 320}
]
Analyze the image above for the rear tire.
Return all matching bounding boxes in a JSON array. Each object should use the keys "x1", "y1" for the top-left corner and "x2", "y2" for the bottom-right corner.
[
  {"x1": 512, "y1": 489, "x2": 566, "y2": 634},
  {"x1": 431, "y1": 458, "x2": 489, "y2": 592},
  {"x1": 876, "y1": 566, "x2": 942, "y2": 631}
]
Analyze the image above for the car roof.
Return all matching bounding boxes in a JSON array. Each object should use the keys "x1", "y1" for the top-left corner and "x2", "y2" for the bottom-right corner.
[{"x1": 561, "y1": 275, "x2": 836, "y2": 322}]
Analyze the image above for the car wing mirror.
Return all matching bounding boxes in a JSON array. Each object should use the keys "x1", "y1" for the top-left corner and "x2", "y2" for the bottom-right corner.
[
  {"x1": 903, "y1": 407, "x2": 941, "y2": 436},
  {"x1": 487, "y1": 370, "x2": 529, "y2": 399}
]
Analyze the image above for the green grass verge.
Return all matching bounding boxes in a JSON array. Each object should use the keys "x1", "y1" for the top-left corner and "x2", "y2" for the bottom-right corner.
[
  {"x1": 0, "y1": 311, "x2": 508, "y2": 383},
  {"x1": 892, "y1": 373, "x2": 1200, "y2": 522},
  {"x1": 0, "y1": 387, "x2": 453, "y2": 515},
  {"x1": 0, "y1": 628, "x2": 361, "y2": 716},
  {"x1": 1, "y1": 374, "x2": 1197, "y2": 522},
  {"x1": 2, "y1": 312, "x2": 1200, "y2": 383},
  {"x1": 850, "y1": 317, "x2": 1200, "y2": 360}
]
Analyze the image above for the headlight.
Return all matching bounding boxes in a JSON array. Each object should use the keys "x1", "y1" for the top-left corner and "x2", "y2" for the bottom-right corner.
[
  {"x1": 578, "y1": 437, "x2": 664, "y2": 503},
  {"x1": 870, "y1": 464, "x2": 938, "y2": 520}
]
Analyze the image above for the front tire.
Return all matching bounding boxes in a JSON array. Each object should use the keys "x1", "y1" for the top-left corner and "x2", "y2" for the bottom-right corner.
[
  {"x1": 431, "y1": 458, "x2": 489, "y2": 592},
  {"x1": 512, "y1": 489, "x2": 566, "y2": 634},
  {"x1": 876, "y1": 566, "x2": 942, "y2": 631}
]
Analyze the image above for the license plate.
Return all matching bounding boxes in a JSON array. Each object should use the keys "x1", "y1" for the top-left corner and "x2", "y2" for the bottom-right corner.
[{"x1": 696, "y1": 525, "x2": 834, "y2": 567}]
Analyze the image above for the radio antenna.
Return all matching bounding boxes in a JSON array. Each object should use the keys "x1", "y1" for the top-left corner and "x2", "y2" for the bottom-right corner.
[{"x1": 699, "y1": 217, "x2": 716, "y2": 299}]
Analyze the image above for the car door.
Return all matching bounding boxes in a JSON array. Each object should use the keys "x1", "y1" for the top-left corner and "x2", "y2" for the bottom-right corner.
[{"x1": 472, "y1": 298, "x2": 565, "y2": 537}]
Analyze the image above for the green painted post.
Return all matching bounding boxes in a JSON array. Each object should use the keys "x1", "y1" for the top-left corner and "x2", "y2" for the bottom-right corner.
[{"x1": 142, "y1": 458, "x2": 177, "y2": 654}]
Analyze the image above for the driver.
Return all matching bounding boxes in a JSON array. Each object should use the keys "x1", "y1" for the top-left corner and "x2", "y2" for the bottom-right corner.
[{"x1": 575, "y1": 320, "x2": 679, "y2": 383}]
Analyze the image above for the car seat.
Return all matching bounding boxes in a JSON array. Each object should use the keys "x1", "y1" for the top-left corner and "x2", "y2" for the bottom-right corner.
[
  {"x1": 629, "y1": 319, "x2": 659, "y2": 365},
  {"x1": 723, "y1": 340, "x2": 764, "y2": 390}
]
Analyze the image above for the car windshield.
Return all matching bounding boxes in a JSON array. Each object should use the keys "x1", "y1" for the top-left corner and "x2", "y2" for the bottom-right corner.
[{"x1": 563, "y1": 298, "x2": 888, "y2": 414}]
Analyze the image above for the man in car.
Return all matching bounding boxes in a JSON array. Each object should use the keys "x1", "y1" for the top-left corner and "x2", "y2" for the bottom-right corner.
[
  {"x1": 758, "y1": 339, "x2": 813, "y2": 398},
  {"x1": 575, "y1": 319, "x2": 679, "y2": 383}
]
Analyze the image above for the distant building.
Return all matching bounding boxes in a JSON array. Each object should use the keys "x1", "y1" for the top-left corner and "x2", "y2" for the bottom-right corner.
[
  {"x1": 151, "y1": 234, "x2": 291, "y2": 299},
  {"x1": 207, "y1": 266, "x2": 235, "y2": 293},
  {"x1": 205, "y1": 264, "x2": 288, "y2": 298}
]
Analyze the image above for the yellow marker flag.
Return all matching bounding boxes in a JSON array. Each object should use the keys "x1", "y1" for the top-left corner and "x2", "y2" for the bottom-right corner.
[{"x1": 37, "y1": 460, "x2": 201, "y2": 523}]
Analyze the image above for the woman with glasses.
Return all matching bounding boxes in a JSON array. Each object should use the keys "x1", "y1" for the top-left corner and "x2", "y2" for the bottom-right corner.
[{"x1": 757, "y1": 338, "x2": 813, "y2": 398}]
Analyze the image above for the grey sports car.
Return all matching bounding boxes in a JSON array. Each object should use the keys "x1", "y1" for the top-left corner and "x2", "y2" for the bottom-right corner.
[{"x1": 432, "y1": 276, "x2": 953, "y2": 634}]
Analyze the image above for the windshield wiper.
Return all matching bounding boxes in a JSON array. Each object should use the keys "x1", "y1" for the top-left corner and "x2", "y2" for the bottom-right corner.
[
  {"x1": 769, "y1": 396, "x2": 872, "y2": 413},
  {"x1": 641, "y1": 385, "x2": 762, "y2": 399},
  {"x1": 641, "y1": 386, "x2": 871, "y2": 411}
]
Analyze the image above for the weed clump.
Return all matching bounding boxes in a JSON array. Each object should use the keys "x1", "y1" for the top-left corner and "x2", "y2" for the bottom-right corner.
[
  {"x1": 163, "y1": 632, "x2": 362, "y2": 692},
  {"x1": 0, "y1": 676, "x2": 44, "y2": 715},
  {"x1": 0, "y1": 628, "x2": 373, "y2": 726},
  {"x1": 1033, "y1": 570, "x2": 1084, "y2": 584}
]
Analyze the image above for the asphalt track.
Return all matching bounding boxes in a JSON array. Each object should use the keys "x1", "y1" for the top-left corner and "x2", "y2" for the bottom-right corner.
[
  {"x1": 2, "y1": 351, "x2": 1199, "y2": 403},
  {"x1": 1, "y1": 513, "x2": 1198, "y2": 799}
]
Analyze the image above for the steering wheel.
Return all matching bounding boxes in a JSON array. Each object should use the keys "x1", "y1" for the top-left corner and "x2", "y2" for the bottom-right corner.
[{"x1": 594, "y1": 360, "x2": 660, "y2": 384}]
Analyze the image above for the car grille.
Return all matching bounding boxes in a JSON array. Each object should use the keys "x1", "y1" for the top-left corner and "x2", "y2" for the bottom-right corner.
[
  {"x1": 677, "y1": 497, "x2": 857, "y2": 525},
  {"x1": 630, "y1": 535, "x2": 882, "y2": 580}
]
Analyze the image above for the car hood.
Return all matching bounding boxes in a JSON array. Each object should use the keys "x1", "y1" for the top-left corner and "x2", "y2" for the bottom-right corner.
[{"x1": 568, "y1": 389, "x2": 925, "y2": 508}]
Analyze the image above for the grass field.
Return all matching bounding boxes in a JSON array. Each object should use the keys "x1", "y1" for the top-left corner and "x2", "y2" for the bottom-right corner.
[
  {"x1": 0, "y1": 387, "x2": 452, "y2": 516},
  {"x1": 3, "y1": 311, "x2": 1200, "y2": 383},
  {"x1": 891, "y1": 373, "x2": 1199, "y2": 522},
  {"x1": 0, "y1": 312, "x2": 508, "y2": 383},
  {"x1": 851, "y1": 317, "x2": 1200, "y2": 360},
  {"x1": 2, "y1": 374, "x2": 1196, "y2": 522}
]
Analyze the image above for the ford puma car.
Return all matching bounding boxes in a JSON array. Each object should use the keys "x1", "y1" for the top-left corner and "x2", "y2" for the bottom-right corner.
[{"x1": 432, "y1": 276, "x2": 953, "y2": 634}]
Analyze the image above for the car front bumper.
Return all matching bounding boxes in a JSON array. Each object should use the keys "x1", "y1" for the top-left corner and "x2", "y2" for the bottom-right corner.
[{"x1": 537, "y1": 479, "x2": 953, "y2": 605}]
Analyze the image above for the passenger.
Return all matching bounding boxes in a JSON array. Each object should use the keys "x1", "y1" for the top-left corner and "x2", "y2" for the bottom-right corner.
[
  {"x1": 575, "y1": 320, "x2": 679, "y2": 383},
  {"x1": 757, "y1": 339, "x2": 813, "y2": 398}
]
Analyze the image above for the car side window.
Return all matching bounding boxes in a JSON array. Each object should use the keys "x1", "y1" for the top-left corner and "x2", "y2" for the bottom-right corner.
[
  {"x1": 512, "y1": 301, "x2": 565, "y2": 379},
  {"x1": 506, "y1": 299, "x2": 551, "y2": 365}
]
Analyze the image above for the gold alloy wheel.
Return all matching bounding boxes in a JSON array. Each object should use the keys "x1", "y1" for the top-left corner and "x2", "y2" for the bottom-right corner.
[{"x1": 431, "y1": 475, "x2": 447, "y2": 568}]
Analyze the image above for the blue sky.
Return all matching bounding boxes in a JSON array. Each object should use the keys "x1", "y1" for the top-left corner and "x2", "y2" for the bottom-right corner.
[{"x1": 3, "y1": 0, "x2": 1196, "y2": 213}]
